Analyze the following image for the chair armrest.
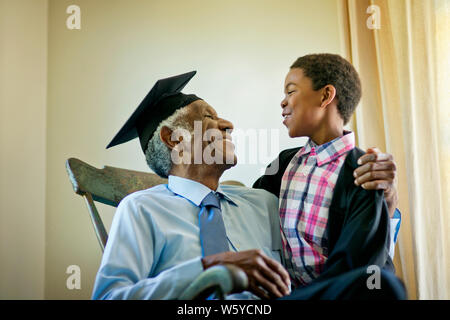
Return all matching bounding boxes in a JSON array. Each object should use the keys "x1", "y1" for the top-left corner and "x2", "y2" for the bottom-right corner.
[{"x1": 178, "y1": 264, "x2": 248, "y2": 300}]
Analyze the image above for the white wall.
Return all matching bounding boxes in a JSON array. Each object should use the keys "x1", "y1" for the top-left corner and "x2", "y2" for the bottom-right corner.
[
  {"x1": 45, "y1": 0, "x2": 346, "y2": 299},
  {"x1": 0, "y1": 0, "x2": 47, "y2": 299}
]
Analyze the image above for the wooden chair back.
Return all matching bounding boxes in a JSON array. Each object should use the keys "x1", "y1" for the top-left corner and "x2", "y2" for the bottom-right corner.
[{"x1": 65, "y1": 158, "x2": 244, "y2": 252}]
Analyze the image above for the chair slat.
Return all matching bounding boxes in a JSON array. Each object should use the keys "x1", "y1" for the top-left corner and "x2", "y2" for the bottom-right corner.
[
  {"x1": 83, "y1": 193, "x2": 108, "y2": 251},
  {"x1": 66, "y1": 158, "x2": 167, "y2": 207}
]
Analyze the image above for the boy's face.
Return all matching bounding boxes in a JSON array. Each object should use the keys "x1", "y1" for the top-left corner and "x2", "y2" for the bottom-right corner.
[{"x1": 281, "y1": 68, "x2": 324, "y2": 138}]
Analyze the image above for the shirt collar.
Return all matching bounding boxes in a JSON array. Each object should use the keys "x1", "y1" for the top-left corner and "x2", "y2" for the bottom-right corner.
[
  {"x1": 298, "y1": 131, "x2": 355, "y2": 166},
  {"x1": 167, "y1": 175, "x2": 237, "y2": 207}
]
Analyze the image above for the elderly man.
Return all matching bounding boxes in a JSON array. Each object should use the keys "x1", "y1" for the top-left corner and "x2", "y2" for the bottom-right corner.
[{"x1": 92, "y1": 71, "x2": 403, "y2": 300}]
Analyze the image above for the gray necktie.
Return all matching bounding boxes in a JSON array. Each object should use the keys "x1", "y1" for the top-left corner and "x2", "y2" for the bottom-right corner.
[{"x1": 199, "y1": 192, "x2": 229, "y2": 256}]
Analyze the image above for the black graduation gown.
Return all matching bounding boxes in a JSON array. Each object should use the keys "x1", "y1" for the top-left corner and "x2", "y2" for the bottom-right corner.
[{"x1": 253, "y1": 147, "x2": 404, "y2": 299}]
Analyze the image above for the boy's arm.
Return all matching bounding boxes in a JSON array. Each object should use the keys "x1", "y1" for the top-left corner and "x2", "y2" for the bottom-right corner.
[
  {"x1": 353, "y1": 148, "x2": 399, "y2": 218},
  {"x1": 320, "y1": 187, "x2": 392, "y2": 281},
  {"x1": 348, "y1": 147, "x2": 401, "y2": 257}
]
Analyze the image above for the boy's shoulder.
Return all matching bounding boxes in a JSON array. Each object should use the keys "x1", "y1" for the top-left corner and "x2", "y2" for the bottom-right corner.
[
  {"x1": 342, "y1": 147, "x2": 365, "y2": 171},
  {"x1": 278, "y1": 146, "x2": 302, "y2": 161},
  {"x1": 331, "y1": 146, "x2": 381, "y2": 209}
]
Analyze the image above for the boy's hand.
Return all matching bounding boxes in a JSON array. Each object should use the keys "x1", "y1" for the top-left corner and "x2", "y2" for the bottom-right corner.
[{"x1": 353, "y1": 147, "x2": 398, "y2": 218}]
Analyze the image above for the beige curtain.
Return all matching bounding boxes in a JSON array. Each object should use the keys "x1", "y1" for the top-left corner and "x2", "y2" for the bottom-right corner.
[{"x1": 338, "y1": 0, "x2": 450, "y2": 299}]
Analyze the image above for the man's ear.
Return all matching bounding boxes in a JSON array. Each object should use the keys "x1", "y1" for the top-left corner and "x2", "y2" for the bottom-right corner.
[
  {"x1": 159, "y1": 126, "x2": 181, "y2": 150},
  {"x1": 320, "y1": 85, "x2": 337, "y2": 108}
]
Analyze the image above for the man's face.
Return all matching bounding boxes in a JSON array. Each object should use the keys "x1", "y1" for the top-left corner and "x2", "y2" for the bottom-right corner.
[
  {"x1": 280, "y1": 68, "x2": 324, "y2": 138},
  {"x1": 183, "y1": 100, "x2": 237, "y2": 168}
]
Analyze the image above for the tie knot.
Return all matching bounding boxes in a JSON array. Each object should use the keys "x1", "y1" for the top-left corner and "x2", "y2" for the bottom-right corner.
[{"x1": 200, "y1": 192, "x2": 221, "y2": 209}]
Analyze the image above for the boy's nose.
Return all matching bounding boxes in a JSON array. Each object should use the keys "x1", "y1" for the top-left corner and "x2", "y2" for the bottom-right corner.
[{"x1": 281, "y1": 97, "x2": 288, "y2": 109}]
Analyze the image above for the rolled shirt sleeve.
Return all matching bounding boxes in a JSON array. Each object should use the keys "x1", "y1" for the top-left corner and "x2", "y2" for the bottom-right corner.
[{"x1": 91, "y1": 196, "x2": 204, "y2": 300}]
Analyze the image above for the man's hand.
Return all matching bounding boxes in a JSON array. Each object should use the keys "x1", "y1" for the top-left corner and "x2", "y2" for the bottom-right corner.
[
  {"x1": 353, "y1": 147, "x2": 398, "y2": 218},
  {"x1": 201, "y1": 249, "x2": 291, "y2": 299}
]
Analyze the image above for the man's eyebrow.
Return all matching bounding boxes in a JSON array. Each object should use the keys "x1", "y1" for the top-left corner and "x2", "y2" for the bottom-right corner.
[{"x1": 204, "y1": 108, "x2": 217, "y2": 116}]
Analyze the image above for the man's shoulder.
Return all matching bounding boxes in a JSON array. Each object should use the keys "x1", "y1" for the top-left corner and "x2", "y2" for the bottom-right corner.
[
  {"x1": 220, "y1": 185, "x2": 278, "y2": 206},
  {"x1": 220, "y1": 184, "x2": 276, "y2": 197},
  {"x1": 119, "y1": 183, "x2": 171, "y2": 207}
]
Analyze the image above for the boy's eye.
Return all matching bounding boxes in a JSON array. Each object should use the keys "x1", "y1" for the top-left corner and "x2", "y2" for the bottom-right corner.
[
  {"x1": 204, "y1": 114, "x2": 214, "y2": 119},
  {"x1": 287, "y1": 91, "x2": 295, "y2": 95}
]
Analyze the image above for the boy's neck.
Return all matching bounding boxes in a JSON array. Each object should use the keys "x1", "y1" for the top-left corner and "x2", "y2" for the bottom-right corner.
[{"x1": 309, "y1": 117, "x2": 345, "y2": 146}]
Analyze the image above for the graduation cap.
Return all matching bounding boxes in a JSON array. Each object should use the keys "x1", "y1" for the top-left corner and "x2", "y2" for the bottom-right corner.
[{"x1": 106, "y1": 71, "x2": 202, "y2": 153}]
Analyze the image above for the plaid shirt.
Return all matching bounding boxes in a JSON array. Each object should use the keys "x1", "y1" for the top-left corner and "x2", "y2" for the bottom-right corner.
[{"x1": 279, "y1": 131, "x2": 355, "y2": 286}]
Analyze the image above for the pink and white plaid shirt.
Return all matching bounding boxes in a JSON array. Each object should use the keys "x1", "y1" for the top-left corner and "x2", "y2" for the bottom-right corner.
[{"x1": 279, "y1": 131, "x2": 355, "y2": 285}]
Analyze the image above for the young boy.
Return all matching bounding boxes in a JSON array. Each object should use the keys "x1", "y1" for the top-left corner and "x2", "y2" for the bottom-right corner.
[{"x1": 254, "y1": 54, "x2": 404, "y2": 298}]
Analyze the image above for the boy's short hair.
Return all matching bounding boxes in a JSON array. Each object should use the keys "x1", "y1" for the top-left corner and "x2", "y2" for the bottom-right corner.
[{"x1": 290, "y1": 53, "x2": 361, "y2": 124}]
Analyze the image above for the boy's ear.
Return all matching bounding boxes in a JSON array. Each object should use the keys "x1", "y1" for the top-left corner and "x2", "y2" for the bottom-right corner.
[
  {"x1": 159, "y1": 126, "x2": 181, "y2": 150},
  {"x1": 320, "y1": 85, "x2": 337, "y2": 108}
]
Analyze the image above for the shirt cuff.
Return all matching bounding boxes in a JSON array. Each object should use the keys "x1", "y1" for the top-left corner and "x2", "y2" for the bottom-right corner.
[
  {"x1": 391, "y1": 208, "x2": 401, "y2": 243},
  {"x1": 389, "y1": 209, "x2": 401, "y2": 259}
]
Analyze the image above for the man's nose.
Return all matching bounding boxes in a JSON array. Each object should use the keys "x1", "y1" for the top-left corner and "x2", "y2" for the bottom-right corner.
[{"x1": 219, "y1": 118, "x2": 234, "y2": 134}]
